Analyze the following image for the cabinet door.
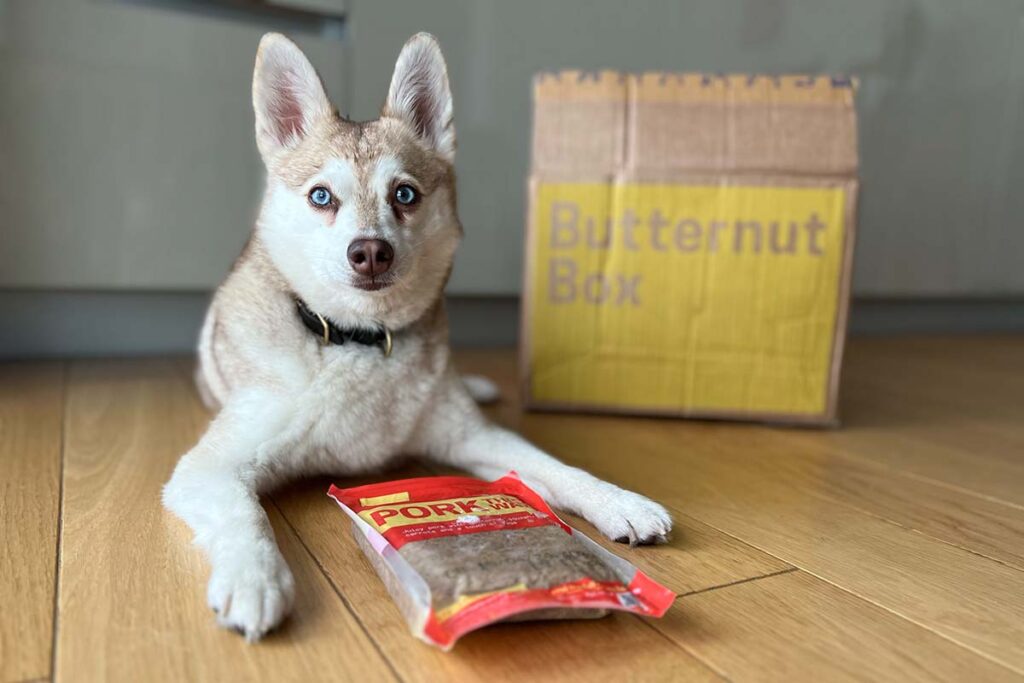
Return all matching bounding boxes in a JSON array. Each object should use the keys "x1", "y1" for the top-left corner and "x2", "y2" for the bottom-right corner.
[{"x1": 0, "y1": 0, "x2": 348, "y2": 289}]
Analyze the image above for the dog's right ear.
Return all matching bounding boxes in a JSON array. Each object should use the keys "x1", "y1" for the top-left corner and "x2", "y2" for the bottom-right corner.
[{"x1": 252, "y1": 33, "x2": 332, "y2": 160}]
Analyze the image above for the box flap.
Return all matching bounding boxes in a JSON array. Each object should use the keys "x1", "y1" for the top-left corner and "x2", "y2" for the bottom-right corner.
[{"x1": 532, "y1": 72, "x2": 858, "y2": 179}]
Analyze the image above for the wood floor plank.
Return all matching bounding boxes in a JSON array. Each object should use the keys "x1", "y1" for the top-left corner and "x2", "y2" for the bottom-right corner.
[
  {"x1": 459, "y1": 348, "x2": 1024, "y2": 571},
  {"x1": 0, "y1": 363, "x2": 64, "y2": 683},
  {"x1": 459, "y1": 339, "x2": 1024, "y2": 510},
  {"x1": 39, "y1": 341, "x2": 1020, "y2": 680},
  {"x1": 663, "y1": 570, "x2": 1020, "y2": 682},
  {"x1": 763, "y1": 429, "x2": 1024, "y2": 570},
  {"x1": 523, "y1": 422, "x2": 1024, "y2": 673},
  {"x1": 450, "y1": 348, "x2": 1024, "y2": 673},
  {"x1": 570, "y1": 428, "x2": 1024, "y2": 574},
  {"x1": 273, "y1": 477, "x2": 724, "y2": 683},
  {"x1": 56, "y1": 360, "x2": 396, "y2": 682},
  {"x1": 822, "y1": 336, "x2": 1024, "y2": 505}
]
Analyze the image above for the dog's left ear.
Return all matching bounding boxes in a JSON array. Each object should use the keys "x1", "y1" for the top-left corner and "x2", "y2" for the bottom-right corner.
[
  {"x1": 252, "y1": 33, "x2": 333, "y2": 161},
  {"x1": 383, "y1": 33, "x2": 455, "y2": 162}
]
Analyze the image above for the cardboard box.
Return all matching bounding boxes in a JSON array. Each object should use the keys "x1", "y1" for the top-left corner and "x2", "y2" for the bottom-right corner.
[{"x1": 521, "y1": 72, "x2": 858, "y2": 425}]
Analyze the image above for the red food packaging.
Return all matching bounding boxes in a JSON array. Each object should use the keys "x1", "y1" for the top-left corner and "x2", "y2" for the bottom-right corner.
[{"x1": 328, "y1": 472, "x2": 675, "y2": 650}]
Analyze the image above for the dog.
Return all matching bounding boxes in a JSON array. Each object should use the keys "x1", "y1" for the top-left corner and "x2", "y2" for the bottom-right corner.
[{"x1": 163, "y1": 32, "x2": 672, "y2": 641}]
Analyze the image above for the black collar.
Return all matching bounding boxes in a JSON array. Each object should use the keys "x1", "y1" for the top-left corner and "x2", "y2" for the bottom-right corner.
[{"x1": 294, "y1": 298, "x2": 393, "y2": 356}]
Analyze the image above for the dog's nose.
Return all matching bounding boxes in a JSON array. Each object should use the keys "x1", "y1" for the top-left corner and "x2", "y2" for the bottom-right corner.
[{"x1": 347, "y1": 239, "x2": 394, "y2": 277}]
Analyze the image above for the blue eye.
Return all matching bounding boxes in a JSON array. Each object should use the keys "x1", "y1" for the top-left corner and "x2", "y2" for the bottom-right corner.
[
  {"x1": 309, "y1": 186, "x2": 332, "y2": 207},
  {"x1": 394, "y1": 184, "x2": 417, "y2": 205}
]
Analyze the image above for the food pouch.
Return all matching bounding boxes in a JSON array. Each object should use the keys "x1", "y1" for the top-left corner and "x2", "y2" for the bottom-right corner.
[{"x1": 328, "y1": 472, "x2": 675, "y2": 650}]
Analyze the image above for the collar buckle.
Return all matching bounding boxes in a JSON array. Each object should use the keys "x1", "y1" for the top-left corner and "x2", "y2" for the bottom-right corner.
[{"x1": 314, "y1": 311, "x2": 331, "y2": 345}]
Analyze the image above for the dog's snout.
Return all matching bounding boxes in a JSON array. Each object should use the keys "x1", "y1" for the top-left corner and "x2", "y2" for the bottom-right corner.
[{"x1": 347, "y1": 239, "x2": 394, "y2": 277}]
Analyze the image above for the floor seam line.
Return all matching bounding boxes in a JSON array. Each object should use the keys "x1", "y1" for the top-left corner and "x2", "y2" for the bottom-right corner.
[
  {"x1": 675, "y1": 510, "x2": 798, "y2": 571},
  {"x1": 791, "y1": 565, "x2": 1024, "y2": 677},
  {"x1": 901, "y1": 528, "x2": 1024, "y2": 573},
  {"x1": 634, "y1": 617, "x2": 733, "y2": 681},
  {"x1": 778, "y1": 430, "x2": 1024, "y2": 513},
  {"x1": 743, "y1": 478, "x2": 1024, "y2": 575},
  {"x1": 679, "y1": 567, "x2": 799, "y2": 598},
  {"x1": 838, "y1": 452, "x2": 1024, "y2": 512},
  {"x1": 666, "y1": 501, "x2": 1024, "y2": 672},
  {"x1": 676, "y1": 488, "x2": 1024, "y2": 579},
  {"x1": 821, "y1": 497, "x2": 1024, "y2": 574},
  {"x1": 48, "y1": 361, "x2": 69, "y2": 683},
  {"x1": 271, "y1": 498, "x2": 405, "y2": 683}
]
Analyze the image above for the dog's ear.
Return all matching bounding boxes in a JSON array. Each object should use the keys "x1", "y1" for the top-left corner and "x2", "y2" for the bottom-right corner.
[
  {"x1": 383, "y1": 33, "x2": 455, "y2": 162},
  {"x1": 252, "y1": 33, "x2": 332, "y2": 160}
]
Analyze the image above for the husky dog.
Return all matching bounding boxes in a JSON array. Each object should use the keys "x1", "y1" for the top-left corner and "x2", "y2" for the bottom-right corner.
[{"x1": 163, "y1": 32, "x2": 672, "y2": 641}]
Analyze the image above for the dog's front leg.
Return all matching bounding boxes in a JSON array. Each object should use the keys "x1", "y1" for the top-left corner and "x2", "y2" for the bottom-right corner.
[
  {"x1": 415, "y1": 375, "x2": 673, "y2": 545},
  {"x1": 163, "y1": 389, "x2": 297, "y2": 640}
]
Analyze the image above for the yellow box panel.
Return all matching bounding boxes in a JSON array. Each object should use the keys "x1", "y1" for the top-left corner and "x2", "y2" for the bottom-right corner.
[{"x1": 527, "y1": 182, "x2": 848, "y2": 417}]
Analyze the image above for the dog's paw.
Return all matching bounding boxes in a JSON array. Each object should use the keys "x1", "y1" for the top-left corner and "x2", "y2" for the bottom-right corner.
[
  {"x1": 207, "y1": 543, "x2": 295, "y2": 642},
  {"x1": 584, "y1": 486, "x2": 673, "y2": 546}
]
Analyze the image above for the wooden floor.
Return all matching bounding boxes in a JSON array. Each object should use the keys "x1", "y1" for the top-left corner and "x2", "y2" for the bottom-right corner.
[{"x1": 2, "y1": 337, "x2": 1024, "y2": 682}]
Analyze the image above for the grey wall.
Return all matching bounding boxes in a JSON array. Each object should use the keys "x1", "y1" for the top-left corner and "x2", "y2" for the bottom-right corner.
[
  {"x1": 1, "y1": 0, "x2": 1023, "y2": 359},
  {"x1": 3, "y1": 0, "x2": 1023, "y2": 296},
  {"x1": 0, "y1": 0, "x2": 348, "y2": 289}
]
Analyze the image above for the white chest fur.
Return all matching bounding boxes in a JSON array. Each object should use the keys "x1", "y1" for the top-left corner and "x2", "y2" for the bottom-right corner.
[{"x1": 280, "y1": 334, "x2": 448, "y2": 475}]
